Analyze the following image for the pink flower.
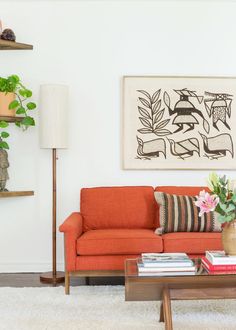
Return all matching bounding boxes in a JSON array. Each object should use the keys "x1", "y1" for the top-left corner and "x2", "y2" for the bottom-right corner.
[{"x1": 195, "y1": 190, "x2": 219, "y2": 217}]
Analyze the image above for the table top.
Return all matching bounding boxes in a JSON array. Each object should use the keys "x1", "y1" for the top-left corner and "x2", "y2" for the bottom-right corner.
[{"x1": 125, "y1": 258, "x2": 236, "y2": 279}]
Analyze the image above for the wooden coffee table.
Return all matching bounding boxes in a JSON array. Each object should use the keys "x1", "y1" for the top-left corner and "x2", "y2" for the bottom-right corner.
[{"x1": 125, "y1": 258, "x2": 236, "y2": 330}]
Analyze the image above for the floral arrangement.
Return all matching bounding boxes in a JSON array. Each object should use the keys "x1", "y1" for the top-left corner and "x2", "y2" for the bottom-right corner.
[{"x1": 195, "y1": 172, "x2": 236, "y2": 223}]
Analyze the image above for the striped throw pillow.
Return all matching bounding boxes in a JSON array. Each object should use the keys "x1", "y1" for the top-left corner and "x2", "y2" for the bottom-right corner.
[{"x1": 154, "y1": 192, "x2": 222, "y2": 234}]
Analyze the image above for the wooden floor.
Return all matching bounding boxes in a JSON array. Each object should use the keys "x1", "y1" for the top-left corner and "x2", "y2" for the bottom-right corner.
[{"x1": 0, "y1": 273, "x2": 124, "y2": 287}]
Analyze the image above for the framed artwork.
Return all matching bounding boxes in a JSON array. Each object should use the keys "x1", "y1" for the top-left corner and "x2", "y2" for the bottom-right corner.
[{"x1": 123, "y1": 75, "x2": 236, "y2": 169}]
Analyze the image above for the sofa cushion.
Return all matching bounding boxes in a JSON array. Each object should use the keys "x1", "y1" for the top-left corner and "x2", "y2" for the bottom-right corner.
[
  {"x1": 154, "y1": 191, "x2": 221, "y2": 234},
  {"x1": 154, "y1": 186, "x2": 210, "y2": 227},
  {"x1": 81, "y1": 186, "x2": 157, "y2": 231},
  {"x1": 162, "y1": 232, "x2": 223, "y2": 254},
  {"x1": 77, "y1": 229, "x2": 163, "y2": 255}
]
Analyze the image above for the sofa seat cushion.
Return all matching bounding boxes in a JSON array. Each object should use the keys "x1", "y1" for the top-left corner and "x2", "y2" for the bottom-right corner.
[
  {"x1": 162, "y1": 232, "x2": 223, "y2": 254},
  {"x1": 77, "y1": 229, "x2": 163, "y2": 255}
]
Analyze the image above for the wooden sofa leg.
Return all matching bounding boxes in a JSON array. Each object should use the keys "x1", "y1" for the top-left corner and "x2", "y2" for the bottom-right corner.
[
  {"x1": 65, "y1": 271, "x2": 70, "y2": 295},
  {"x1": 85, "y1": 276, "x2": 90, "y2": 285}
]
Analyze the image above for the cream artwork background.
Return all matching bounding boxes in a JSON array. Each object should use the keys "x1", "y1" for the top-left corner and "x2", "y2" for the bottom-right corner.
[{"x1": 123, "y1": 76, "x2": 236, "y2": 170}]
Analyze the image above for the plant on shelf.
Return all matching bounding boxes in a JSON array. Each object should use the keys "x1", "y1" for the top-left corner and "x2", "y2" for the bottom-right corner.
[
  {"x1": 0, "y1": 74, "x2": 37, "y2": 150},
  {"x1": 195, "y1": 172, "x2": 236, "y2": 255}
]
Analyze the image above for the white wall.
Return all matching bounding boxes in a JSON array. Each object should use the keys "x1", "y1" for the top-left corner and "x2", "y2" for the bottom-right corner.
[{"x1": 0, "y1": 0, "x2": 236, "y2": 272}]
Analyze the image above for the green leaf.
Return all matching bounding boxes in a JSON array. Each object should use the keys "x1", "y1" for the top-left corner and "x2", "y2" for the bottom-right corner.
[
  {"x1": 26, "y1": 102, "x2": 36, "y2": 110},
  {"x1": 225, "y1": 215, "x2": 233, "y2": 222},
  {"x1": 0, "y1": 141, "x2": 9, "y2": 149},
  {"x1": 21, "y1": 116, "x2": 35, "y2": 126},
  {"x1": 217, "y1": 215, "x2": 226, "y2": 223},
  {"x1": 9, "y1": 75, "x2": 20, "y2": 84},
  {"x1": 19, "y1": 89, "x2": 28, "y2": 97},
  {"x1": 15, "y1": 121, "x2": 21, "y2": 128},
  {"x1": 226, "y1": 204, "x2": 236, "y2": 213},
  {"x1": 0, "y1": 121, "x2": 9, "y2": 128},
  {"x1": 1, "y1": 131, "x2": 9, "y2": 138},
  {"x1": 25, "y1": 89, "x2": 32, "y2": 98},
  {"x1": 8, "y1": 100, "x2": 20, "y2": 109},
  {"x1": 219, "y1": 202, "x2": 227, "y2": 212},
  {"x1": 16, "y1": 107, "x2": 26, "y2": 115}
]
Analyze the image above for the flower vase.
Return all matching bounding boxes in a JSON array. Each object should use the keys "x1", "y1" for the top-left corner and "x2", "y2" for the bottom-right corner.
[{"x1": 222, "y1": 220, "x2": 236, "y2": 255}]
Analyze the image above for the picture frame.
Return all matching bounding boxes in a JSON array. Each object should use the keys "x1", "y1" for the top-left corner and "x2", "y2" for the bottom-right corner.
[{"x1": 123, "y1": 75, "x2": 236, "y2": 170}]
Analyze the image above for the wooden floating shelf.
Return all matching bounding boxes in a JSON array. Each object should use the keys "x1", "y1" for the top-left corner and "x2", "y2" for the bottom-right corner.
[
  {"x1": 0, "y1": 116, "x2": 23, "y2": 123},
  {"x1": 0, "y1": 39, "x2": 33, "y2": 50},
  {"x1": 0, "y1": 191, "x2": 34, "y2": 198}
]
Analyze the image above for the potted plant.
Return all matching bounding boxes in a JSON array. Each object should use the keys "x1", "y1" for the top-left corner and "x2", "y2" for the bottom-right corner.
[
  {"x1": 0, "y1": 75, "x2": 36, "y2": 191},
  {"x1": 0, "y1": 74, "x2": 37, "y2": 149},
  {"x1": 195, "y1": 173, "x2": 236, "y2": 255}
]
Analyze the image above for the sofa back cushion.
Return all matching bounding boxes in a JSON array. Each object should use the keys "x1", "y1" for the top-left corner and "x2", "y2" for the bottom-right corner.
[
  {"x1": 81, "y1": 186, "x2": 157, "y2": 231},
  {"x1": 154, "y1": 186, "x2": 209, "y2": 227}
]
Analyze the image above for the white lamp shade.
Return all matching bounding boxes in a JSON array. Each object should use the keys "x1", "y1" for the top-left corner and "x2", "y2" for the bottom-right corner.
[{"x1": 39, "y1": 84, "x2": 69, "y2": 149}]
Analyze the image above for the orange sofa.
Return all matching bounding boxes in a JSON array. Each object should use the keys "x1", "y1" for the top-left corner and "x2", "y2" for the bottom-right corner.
[{"x1": 59, "y1": 186, "x2": 223, "y2": 294}]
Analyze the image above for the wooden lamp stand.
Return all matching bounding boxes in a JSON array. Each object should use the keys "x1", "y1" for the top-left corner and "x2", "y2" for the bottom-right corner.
[
  {"x1": 40, "y1": 149, "x2": 65, "y2": 285},
  {"x1": 39, "y1": 84, "x2": 69, "y2": 285}
]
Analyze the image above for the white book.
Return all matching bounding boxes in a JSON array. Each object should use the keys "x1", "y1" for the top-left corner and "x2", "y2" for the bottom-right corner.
[
  {"x1": 138, "y1": 263, "x2": 196, "y2": 272},
  {"x1": 141, "y1": 253, "x2": 193, "y2": 267},
  {"x1": 206, "y1": 251, "x2": 236, "y2": 265},
  {"x1": 141, "y1": 253, "x2": 189, "y2": 260},
  {"x1": 138, "y1": 271, "x2": 196, "y2": 277}
]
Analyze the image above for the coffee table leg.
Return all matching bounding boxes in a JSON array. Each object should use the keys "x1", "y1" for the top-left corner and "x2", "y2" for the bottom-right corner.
[
  {"x1": 163, "y1": 286, "x2": 173, "y2": 330},
  {"x1": 159, "y1": 302, "x2": 164, "y2": 322}
]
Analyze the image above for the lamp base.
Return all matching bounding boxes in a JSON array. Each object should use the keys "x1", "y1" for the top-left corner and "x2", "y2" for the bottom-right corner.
[{"x1": 40, "y1": 271, "x2": 65, "y2": 285}]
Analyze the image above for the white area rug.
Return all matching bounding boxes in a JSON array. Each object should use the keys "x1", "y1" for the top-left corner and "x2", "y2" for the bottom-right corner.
[{"x1": 0, "y1": 286, "x2": 236, "y2": 330}]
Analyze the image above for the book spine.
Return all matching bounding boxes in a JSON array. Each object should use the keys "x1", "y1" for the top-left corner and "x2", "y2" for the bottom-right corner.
[
  {"x1": 138, "y1": 272, "x2": 195, "y2": 276},
  {"x1": 202, "y1": 257, "x2": 236, "y2": 271},
  {"x1": 142, "y1": 262, "x2": 193, "y2": 268},
  {"x1": 138, "y1": 266, "x2": 196, "y2": 272},
  {"x1": 204, "y1": 268, "x2": 236, "y2": 275}
]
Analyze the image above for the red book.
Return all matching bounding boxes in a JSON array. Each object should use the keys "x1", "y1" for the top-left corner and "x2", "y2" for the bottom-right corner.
[{"x1": 202, "y1": 257, "x2": 236, "y2": 271}]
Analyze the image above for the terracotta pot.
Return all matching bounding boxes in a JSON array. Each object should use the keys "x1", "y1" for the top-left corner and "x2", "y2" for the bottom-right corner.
[
  {"x1": 0, "y1": 92, "x2": 16, "y2": 117},
  {"x1": 222, "y1": 220, "x2": 236, "y2": 255}
]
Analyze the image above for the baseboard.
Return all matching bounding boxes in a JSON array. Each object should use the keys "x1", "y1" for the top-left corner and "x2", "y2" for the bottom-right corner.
[{"x1": 0, "y1": 262, "x2": 64, "y2": 273}]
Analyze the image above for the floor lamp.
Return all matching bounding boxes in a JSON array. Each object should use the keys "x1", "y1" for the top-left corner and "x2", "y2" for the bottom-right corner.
[{"x1": 39, "y1": 84, "x2": 69, "y2": 285}]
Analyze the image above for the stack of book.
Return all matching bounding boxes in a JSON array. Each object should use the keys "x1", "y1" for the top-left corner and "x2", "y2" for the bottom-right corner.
[
  {"x1": 137, "y1": 253, "x2": 196, "y2": 276},
  {"x1": 202, "y1": 251, "x2": 236, "y2": 274}
]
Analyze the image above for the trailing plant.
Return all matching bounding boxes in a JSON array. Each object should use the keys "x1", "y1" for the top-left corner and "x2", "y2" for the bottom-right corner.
[
  {"x1": 0, "y1": 75, "x2": 37, "y2": 150},
  {"x1": 137, "y1": 89, "x2": 171, "y2": 137}
]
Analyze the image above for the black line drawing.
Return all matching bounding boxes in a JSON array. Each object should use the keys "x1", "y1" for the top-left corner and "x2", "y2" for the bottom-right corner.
[
  {"x1": 199, "y1": 132, "x2": 234, "y2": 159},
  {"x1": 167, "y1": 137, "x2": 200, "y2": 159},
  {"x1": 137, "y1": 136, "x2": 166, "y2": 159},
  {"x1": 137, "y1": 90, "x2": 172, "y2": 136},
  {"x1": 204, "y1": 92, "x2": 232, "y2": 131},
  {"x1": 164, "y1": 88, "x2": 210, "y2": 134}
]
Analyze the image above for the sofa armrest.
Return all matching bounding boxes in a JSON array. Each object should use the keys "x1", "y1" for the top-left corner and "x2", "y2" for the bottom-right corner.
[{"x1": 59, "y1": 212, "x2": 83, "y2": 271}]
